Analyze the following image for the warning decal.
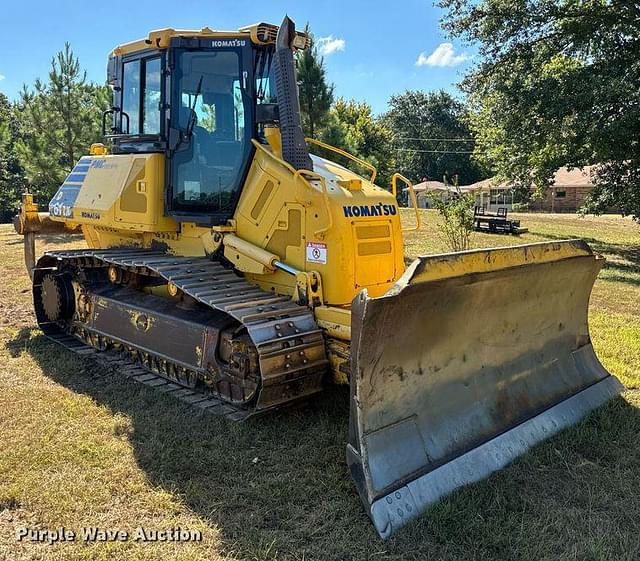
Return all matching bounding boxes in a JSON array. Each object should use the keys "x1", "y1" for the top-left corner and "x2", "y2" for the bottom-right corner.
[{"x1": 306, "y1": 242, "x2": 327, "y2": 264}]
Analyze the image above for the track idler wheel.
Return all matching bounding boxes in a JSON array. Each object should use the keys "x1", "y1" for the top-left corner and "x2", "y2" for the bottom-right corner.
[{"x1": 40, "y1": 273, "x2": 75, "y2": 322}]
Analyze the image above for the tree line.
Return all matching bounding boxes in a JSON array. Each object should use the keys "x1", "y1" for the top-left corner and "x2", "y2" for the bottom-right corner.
[
  {"x1": 439, "y1": 0, "x2": 640, "y2": 219},
  {"x1": 2, "y1": 2, "x2": 638, "y2": 221},
  {"x1": 0, "y1": 36, "x2": 483, "y2": 222},
  {"x1": 0, "y1": 44, "x2": 110, "y2": 221},
  {"x1": 297, "y1": 28, "x2": 485, "y2": 193}
]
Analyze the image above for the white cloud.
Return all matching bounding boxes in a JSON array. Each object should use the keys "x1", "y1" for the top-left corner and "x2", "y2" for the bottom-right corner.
[
  {"x1": 416, "y1": 43, "x2": 468, "y2": 67},
  {"x1": 0, "y1": 74, "x2": 5, "y2": 81},
  {"x1": 316, "y1": 36, "x2": 345, "y2": 56}
]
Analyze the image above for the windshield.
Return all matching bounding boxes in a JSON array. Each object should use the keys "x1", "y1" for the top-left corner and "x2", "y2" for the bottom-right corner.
[{"x1": 171, "y1": 48, "x2": 252, "y2": 217}]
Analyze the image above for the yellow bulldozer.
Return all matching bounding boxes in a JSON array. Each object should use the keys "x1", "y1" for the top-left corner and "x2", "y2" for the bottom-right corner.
[{"x1": 14, "y1": 17, "x2": 621, "y2": 538}]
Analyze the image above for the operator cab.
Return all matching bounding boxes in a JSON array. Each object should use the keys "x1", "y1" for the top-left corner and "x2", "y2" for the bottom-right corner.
[{"x1": 105, "y1": 26, "x2": 293, "y2": 225}]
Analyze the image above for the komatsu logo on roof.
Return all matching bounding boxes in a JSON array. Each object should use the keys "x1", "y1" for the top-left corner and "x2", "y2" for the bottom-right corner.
[
  {"x1": 343, "y1": 203, "x2": 397, "y2": 218},
  {"x1": 212, "y1": 39, "x2": 246, "y2": 47}
]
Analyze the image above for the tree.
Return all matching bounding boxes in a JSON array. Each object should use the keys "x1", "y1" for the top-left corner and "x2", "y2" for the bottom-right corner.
[
  {"x1": 382, "y1": 90, "x2": 485, "y2": 186},
  {"x1": 16, "y1": 43, "x2": 110, "y2": 205},
  {"x1": 430, "y1": 189, "x2": 475, "y2": 252},
  {"x1": 439, "y1": 0, "x2": 640, "y2": 218},
  {"x1": 0, "y1": 93, "x2": 26, "y2": 222},
  {"x1": 320, "y1": 99, "x2": 395, "y2": 188},
  {"x1": 297, "y1": 26, "x2": 334, "y2": 138}
]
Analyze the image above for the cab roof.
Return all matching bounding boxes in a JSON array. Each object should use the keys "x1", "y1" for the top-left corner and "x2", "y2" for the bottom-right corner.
[{"x1": 111, "y1": 22, "x2": 309, "y2": 56}]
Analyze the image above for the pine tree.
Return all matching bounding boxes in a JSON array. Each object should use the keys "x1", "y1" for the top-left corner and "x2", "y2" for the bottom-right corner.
[
  {"x1": 16, "y1": 43, "x2": 110, "y2": 204},
  {"x1": 297, "y1": 26, "x2": 334, "y2": 138},
  {"x1": 0, "y1": 93, "x2": 26, "y2": 222}
]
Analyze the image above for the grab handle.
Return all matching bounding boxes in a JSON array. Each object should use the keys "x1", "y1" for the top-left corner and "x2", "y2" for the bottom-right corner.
[
  {"x1": 305, "y1": 137, "x2": 377, "y2": 184},
  {"x1": 392, "y1": 173, "x2": 421, "y2": 232}
]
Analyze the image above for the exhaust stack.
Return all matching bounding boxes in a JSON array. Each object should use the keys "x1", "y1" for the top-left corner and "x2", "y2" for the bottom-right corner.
[{"x1": 274, "y1": 16, "x2": 313, "y2": 171}]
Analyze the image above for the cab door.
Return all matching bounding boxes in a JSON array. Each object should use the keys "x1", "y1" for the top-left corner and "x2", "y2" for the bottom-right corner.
[{"x1": 166, "y1": 38, "x2": 255, "y2": 226}]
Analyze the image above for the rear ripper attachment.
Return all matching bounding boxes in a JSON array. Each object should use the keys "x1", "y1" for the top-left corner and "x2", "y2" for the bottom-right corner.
[
  {"x1": 33, "y1": 249, "x2": 328, "y2": 417},
  {"x1": 347, "y1": 240, "x2": 623, "y2": 538}
]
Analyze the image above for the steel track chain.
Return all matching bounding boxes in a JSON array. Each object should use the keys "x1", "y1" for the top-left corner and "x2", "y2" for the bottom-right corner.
[{"x1": 33, "y1": 248, "x2": 329, "y2": 419}]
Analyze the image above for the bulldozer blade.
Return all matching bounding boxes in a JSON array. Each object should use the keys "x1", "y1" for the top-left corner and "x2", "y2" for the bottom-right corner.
[{"x1": 347, "y1": 239, "x2": 623, "y2": 539}]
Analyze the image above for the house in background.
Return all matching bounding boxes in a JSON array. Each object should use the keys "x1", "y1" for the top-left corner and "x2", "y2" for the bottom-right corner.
[
  {"x1": 410, "y1": 180, "x2": 450, "y2": 208},
  {"x1": 528, "y1": 166, "x2": 596, "y2": 212},
  {"x1": 462, "y1": 166, "x2": 597, "y2": 213},
  {"x1": 407, "y1": 179, "x2": 514, "y2": 210},
  {"x1": 405, "y1": 166, "x2": 599, "y2": 213},
  {"x1": 460, "y1": 178, "x2": 513, "y2": 211}
]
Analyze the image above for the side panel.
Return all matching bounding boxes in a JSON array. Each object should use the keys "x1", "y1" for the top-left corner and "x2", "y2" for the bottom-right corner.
[
  {"x1": 235, "y1": 150, "x2": 405, "y2": 305},
  {"x1": 351, "y1": 220, "x2": 396, "y2": 289},
  {"x1": 49, "y1": 154, "x2": 178, "y2": 235}
]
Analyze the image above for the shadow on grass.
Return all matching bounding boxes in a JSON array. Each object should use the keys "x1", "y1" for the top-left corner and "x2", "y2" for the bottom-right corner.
[
  {"x1": 4, "y1": 233, "x2": 85, "y2": 246},
  {"x1": 7, "y1": 327, "x2": 640, "y2": 560},
  {"x1": 526, "y1": 231, "x2": 640, "y2": 286},
  {"x1": 600, "y1": 273, "x2": 640, "y2": 287}
]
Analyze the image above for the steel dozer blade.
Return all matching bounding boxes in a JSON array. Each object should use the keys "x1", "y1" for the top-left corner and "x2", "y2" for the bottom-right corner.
[{"x1": 347, "y1": 239, "x2": 623, "y2": 539}]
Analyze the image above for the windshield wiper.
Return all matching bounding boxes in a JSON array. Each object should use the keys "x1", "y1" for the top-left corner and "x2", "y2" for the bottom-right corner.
[
  {"x1": 185, "y1": 75, "x2": 203, "y2": 138},
  {"x1": 170, "y1": 75, "x2": 204, "y2": 152}
]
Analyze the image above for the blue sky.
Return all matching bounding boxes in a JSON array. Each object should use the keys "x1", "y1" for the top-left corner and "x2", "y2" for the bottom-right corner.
[{"x1": 0, "y1": 0, "x2": 473, "y2": 114}]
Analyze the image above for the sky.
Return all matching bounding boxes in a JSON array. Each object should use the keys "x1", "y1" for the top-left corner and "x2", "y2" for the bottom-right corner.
[{"x1": 0, "y1": 0, "x2": 474, "y2": 114}]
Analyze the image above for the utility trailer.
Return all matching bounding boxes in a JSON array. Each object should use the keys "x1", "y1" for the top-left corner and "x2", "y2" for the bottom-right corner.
[{"x1": 473, "y1": 206, "x2": 528, "y2": 235}]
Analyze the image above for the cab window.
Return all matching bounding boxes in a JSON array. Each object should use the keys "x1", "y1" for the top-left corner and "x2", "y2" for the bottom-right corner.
[
  {"x1": 122, "y1": 60, "x2": 140, "y2": 134},
  {"x1": 180, "y1": 82, "x2": 244, "y2": 139},
  {"x1": 170, "y1": 48, "x2": 252, "y2": 217},
  {"x1": 143, "y1": 58, "x2": 161, "y2": 134},
  {"x1": 121, "y1": 56, "x2": 162, "y2": 135}
]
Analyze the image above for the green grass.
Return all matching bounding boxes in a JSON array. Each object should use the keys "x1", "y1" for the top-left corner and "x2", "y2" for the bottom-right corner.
[{"x1": 1, "y1": 212, "x2": 639, "y2": 560}]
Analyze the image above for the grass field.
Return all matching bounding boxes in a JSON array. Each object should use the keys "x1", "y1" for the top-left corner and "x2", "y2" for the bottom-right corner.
[{"x1": 1, "y1": 211, "x2": 639, "y2": 560}]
